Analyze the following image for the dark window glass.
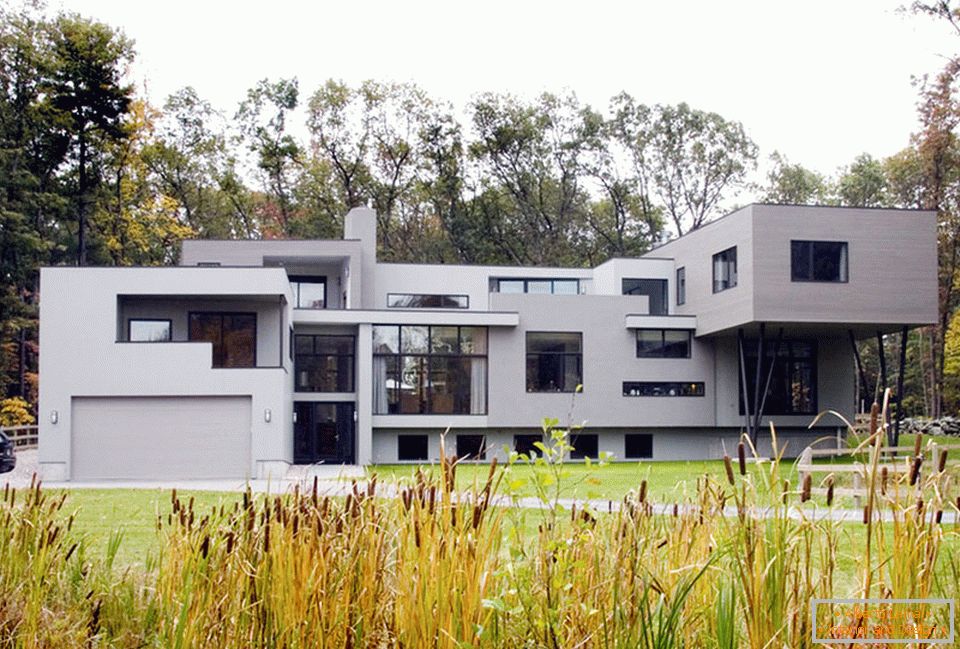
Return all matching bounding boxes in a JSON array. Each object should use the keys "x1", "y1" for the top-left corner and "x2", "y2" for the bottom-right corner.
[
  {"x1": 188, "y1": 312, "x2": 256, "y2": 368},
  {"x1": 622, "y1": 278, "x2": 669, "y2": 315},
  {"x1": 625, "y1": 434, "x2": 653, "y2": 459},
  {"x1": 622, "y1": 382, "x2": 705, "y2": 397},
  {"x1": 569, "y1": 433, "x2": 598, "y2": 459},
  {"x1": 712, "y1": 247, "x2": 737, "y2": 293},
  {"x1": 739, "y1": 340, "x2": 817, "y2": 415},
  {"x1": 791, "y1": 240, "x2": 848, "y2": 282},
  {"x1": 635, "y1": 329, "x2": 692, "y2": 358},
  {"x1": 295, "y1": 335, "x2": 355, "y2": 392},
  {"x1": 526, "y1": 332, "x2": 583, "y2": 392},
  {"x1": 456, "y1": 434, "x2": 486, "y2": 460},
  {"x1": 128, "y1": 319, "x2": 171, "y2": 342},
  {"x1": 496, "y1": 279, "x2": 581, "y2": 294},
  {"x1": 373, "y1": 325, "x2": 488, "y2": 415},
  {"x1": 514, "y1": 434, "x2": 543, "y2": 457},
  {"x1": 676, "y1": 267, "x2": 686, "y2": 305},
  {"x1": 290, "y1": 276, "x2": 326, "y2": 309},
  {"x1": 398, "y1": 435, "x2": 429, "y2": 461},
  {"x1": 387, "y1": 293, "x2": 469, "y2": 309}
]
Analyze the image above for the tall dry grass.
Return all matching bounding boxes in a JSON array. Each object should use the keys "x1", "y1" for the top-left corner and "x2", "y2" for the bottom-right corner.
[{"x1": 0, "y1": 399, "x2": 956, "y2": 647}]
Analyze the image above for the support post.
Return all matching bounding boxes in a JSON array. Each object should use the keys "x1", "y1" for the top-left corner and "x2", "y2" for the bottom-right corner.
[
  {"x1": 894, "y1": 326, "x2": 908, "y2": 447},
  {"x1": 752, "y1": 323, "x2": 766, "y2": 444},
  {"x1": 737, "y1": 328, "x2": 754, "y2": 443},
  {"x1": 849, "y1": 330, "x2": 870, "y2": 413},
  {"x1": 877, "y1": 331, "x2": 888, "y2": 404}
]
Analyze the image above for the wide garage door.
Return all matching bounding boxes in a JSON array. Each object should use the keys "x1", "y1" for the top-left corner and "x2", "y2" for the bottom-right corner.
[{"x1": 72, "y1": 396, "x2": 252, "y2": 480}]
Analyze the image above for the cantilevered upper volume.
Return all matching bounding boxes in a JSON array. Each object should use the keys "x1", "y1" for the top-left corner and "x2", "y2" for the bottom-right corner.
[{"x1": 37, "y1": 204, "x2": 937, "y2": 481}]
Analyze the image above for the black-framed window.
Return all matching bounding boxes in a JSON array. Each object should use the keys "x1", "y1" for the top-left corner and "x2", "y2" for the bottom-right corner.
[
  {"x1": 622, "y1": 278, "x2": 668, "y2": 315},
  {"x1": 625, "y1": 434, "x2": 653, "y2": 459},
  {"x1": 456, "y1": 434, "x2": 486, "y2": 460},
  {"x1": 387, "y1": 293, "x2": 469, "y2": 309},
  {"x1": 739, "y1": 340, "x2": 817, "y2": 415},
  {"x1": 712, "y1": 247, "x2": 737, "y2": 293},
  {"x1": 188, "y1": 312, "x2": 257, "y2": 368},
  {"x1": 635, "y1": 329, "x2": 692, "y2": 358},
  {"x1": 514, "y1": 434, "x2": 543, "y2": 457},
  {"x1": 398, "y1": 435, "x2": 429, "y2": 461},
  {"x1": 496, "y1": 278, "x2": 580, "y2": 295},
  {"x1": 791, "y1": 240, "x2": 848, "y2": 282},
  {"x1": 290, "y1": 276, "x2": 326, "y2": 309},
  {"x1": 295, "y1": 335, "x2": 355, "y2": 392},
  {"x1": 569, "y1": 433, "x2": 598, "y2": 459},
  {"x1": 128, "y1": 319, "x2": 171, "y2": 342},
  {"x1": 623, "y1": 381, "x2": 705, "y2": 397},
  {"x1": 526, "y1": 332, "x2": 582, "y2": 392},
  {"x1": 372, "y1": 325, "x2": 487, "y2": 415},
  {"x1": 676, "y1": 267, "x2": 686, "y2": 305}
]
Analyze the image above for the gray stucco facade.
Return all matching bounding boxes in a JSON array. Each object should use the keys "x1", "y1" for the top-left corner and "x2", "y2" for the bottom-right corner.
[{"x1": 38, "y1": 204, "x2": 938, "y2": 480}]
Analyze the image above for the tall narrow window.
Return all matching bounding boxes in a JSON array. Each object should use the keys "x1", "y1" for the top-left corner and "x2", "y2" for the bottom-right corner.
[
  {"x1": 791, "y1": 240, "x2": 848, "y2": 282},
  {"x1": 676, "y1": 267, "x2": 686, "y2": 305},
  {"x1": 622, "y1": 279, "x2": 668, "y2": 315},
  {"x1": 188, "y1": 312, "x2": 256, "y2": 368},
  {"x1": 739, "y1": 340, "x2": 816, "y2": 415},
  {"x1": 372, "y1": 325, "x2": 487, "y2": 415},
  {"x1": 526, "y1": 332, "x2": 582, "y2": 392},
  {"x1": 712, "y1": 247, "x2": 737, "y2": 293},
  {"x1": 290, "y1": 276, "x2": 326, "y2": 309}
]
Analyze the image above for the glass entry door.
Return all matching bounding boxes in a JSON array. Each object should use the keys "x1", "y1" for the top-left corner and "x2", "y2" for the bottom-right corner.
[{"x1": 293, "y1": 402, "x2": 355, "y2": 464}]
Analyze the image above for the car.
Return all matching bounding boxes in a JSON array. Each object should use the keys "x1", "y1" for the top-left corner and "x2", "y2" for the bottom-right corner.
[{"x1": 0, "y1": 431, "x2": 15, "y2": 474}]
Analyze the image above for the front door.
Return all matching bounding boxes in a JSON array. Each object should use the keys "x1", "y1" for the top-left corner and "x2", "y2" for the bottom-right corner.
[{"x1": 294, "y1": 402, "x2": 355, "y2": 464}]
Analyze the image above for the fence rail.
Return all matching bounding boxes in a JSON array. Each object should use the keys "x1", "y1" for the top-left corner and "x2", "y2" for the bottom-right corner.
[{"x1": 0, "y1": 425, "x2": 38, "y2": 450}]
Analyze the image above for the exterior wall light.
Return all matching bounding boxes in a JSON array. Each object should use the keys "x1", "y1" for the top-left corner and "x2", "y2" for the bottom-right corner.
[
  {"x1": 264, "y1": 408, "x2": 272, "y2": 423},
  {"x1": 50, "y1": 410, "x2": 59, "y2": 424}
]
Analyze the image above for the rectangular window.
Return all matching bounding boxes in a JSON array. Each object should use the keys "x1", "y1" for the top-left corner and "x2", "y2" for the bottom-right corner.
[
  {"x1": 290, "y1": 276, "x2": 326, "y2": 309},
  {"x1": 387, "y1": 293, "x2": 469, "y2": 309},
  {"x1": 526, "y1": 332, "x2": 583, "y2": 392},
  {"x1": 514, "y1": 434, "x2": 544, "y2": 457},
  {"x1": 456, "y1": 434, "x2": 486, "y2": 460},
  {"x1": 398, "y1": 434, "x2": 429, "y2": 461},
  {"x1": 623, "y1": 381, "x2": 705, "y2": 397},
  {"x1": 676, "y1": 267, "x2": 686, "y2": 305},
  {"x1": 791, "y1": 240, "x2": 848, "y2": 282},
  {"x1": 188, "y1": 312, "x2": 257, "y2": 368},
  {"x1": 740, "y1": 340, "x2": 817, "y2": 415},
  {"x1": 569, "y1": 433, "x2": 598, "y2": 459},
  {"x1": 635, "y1": 329, "x2": 692, "y2": 358},
  {"x1": 622, "y1": 278, "x2": 668, "y2": 315},
  {"x1": 295, "y1": 335, "x2": 355, "y2": 392},
  {"x1": 625, "y1": 434, "x2": 653, "y2": 459},
  {"x1": 712, "y1": 247, "x2": 737, "y2": 293},
  {"x1": 128, "y1": 319, "x2": 171, "y2": 342},
  {"x1": 372, "y1": 325, "x2": 487, "y2": 415},
  {"x1": 495, "y1": 278, "x2": 581, "y2": 295}
]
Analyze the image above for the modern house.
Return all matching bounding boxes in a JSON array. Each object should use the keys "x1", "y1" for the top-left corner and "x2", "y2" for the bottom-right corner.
[{"x1": 37, "y1": 204, "x2": 938, "y2": 481}]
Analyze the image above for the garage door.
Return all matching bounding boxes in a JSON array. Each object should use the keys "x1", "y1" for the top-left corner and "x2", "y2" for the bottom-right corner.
[{"x1": 71, "y1": 396, "x2": 252, "y2": 480}]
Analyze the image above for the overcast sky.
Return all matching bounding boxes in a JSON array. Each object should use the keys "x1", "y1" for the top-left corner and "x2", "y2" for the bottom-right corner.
[{"x1": 51, "y1": 0, "x2": 959, "y2": 176}]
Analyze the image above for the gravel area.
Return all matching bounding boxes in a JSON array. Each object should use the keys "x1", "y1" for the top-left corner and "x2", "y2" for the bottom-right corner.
[{"x1": 1, "y1": 448, "x2": 38, "y2": 488}]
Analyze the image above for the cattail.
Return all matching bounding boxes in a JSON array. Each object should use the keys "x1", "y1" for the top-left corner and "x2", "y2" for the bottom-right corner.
[
  {"x1": 226, "y1": 531, "x2": 235, "y2": 554},
  {"x1": 909, "y1": 456, "x2": 923, "y2": 486},
  {"x1": 65, "y1": 542, "x2": 78, "y2": 561},
  {"x1": 938, "y1": 449, "x2": 948, "y2": 473},
  {"x1": 200, "y1": 535, "x2": 209, "y2": 559},
  {"x1": 869, "y1": 402, "x2": 880, "y2": 437},
  {"x1": 737, "y1": 441, "x2": 747, "y2": 476},
  {"x1": 801, "y1": 474, "x2": 812, "y2": 502},
  {"x1": 782, "y1": 479, "x2": 790, "y2": 505},
  {"x1": 881, "y1": 466, "x2": 889, "y2": 495},
  {"x1": 672, "y1": 503, "x2": 679, "y2": 517},
  {"x1": 914, "y1": 433, "x2": 923, "y2": 458},
  {"x1": 916, "y1": 497, "x2": 925, "y2": 518},
  {"x1": 639, "y1": 479, "x2": 647, "y2": 504},
  {"x1": 935, "y1": 509, "x2": 943, "y2": 524},
  {"x1": 263, "y1": 521, "x2": 270, "y2": 553},
  {"x1": 863, "y1": 504, "x2": 871, "y2": 524},
  {"x1": 826, "y1": 477, "x2": 835, "y2": 507},
  {"x1": 723, "y1": 454, "x2": 735, "y2": 485}
]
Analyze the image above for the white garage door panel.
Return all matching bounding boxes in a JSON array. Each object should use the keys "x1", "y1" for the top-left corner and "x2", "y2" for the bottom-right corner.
[{"x1": 72, "y1": 396, "x2": 252, "y2": 480}]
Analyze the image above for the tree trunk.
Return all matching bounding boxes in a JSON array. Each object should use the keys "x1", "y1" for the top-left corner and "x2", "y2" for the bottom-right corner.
[{"x1": 78, "y1": 126, "x2": 88, "y2": 266}]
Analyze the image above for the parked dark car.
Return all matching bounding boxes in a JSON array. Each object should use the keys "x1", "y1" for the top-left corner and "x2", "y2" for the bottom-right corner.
[{"x1": 0, "y1": 431, "x2": 15, "y2": 474}]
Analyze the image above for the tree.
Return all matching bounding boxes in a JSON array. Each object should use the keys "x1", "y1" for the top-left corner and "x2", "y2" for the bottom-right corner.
[
  {"x1": 646, "y1": 103, "x2": 758, "y2": 235},
  {"x1": 835, "y1": 153, "x2": 890, "y2": 207},
  {"x1": 762, "y1": 151, "x2": 828, "y2": 204},
  {"x1": 45, "y1": 13, "x2": 133, "y2": 265}
]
